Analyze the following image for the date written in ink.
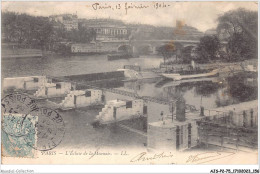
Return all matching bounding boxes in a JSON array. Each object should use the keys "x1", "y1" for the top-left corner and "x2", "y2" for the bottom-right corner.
[{"x1": 91, "y1": 2, "x2": 171, "y2": 15}]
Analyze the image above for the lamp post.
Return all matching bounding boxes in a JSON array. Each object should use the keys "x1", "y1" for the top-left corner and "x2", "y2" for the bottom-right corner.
[
  {"x1": 200, "y1": 95, "x2": 204, "y2": 116},
  {"x1": 160, "y1": 111, "x2": 165, "y2": 125},
  {"x1": 171, "y1": 100, "x2": 175, "y2": 122}
]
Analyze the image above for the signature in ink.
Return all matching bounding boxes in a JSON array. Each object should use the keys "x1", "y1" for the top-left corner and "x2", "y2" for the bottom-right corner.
[
  {"x1": 186, "y1": 151, "x2": 235, "y2": 164},
  {"x1": 130, "y1": 152, "x2": 174, "y2": 162}
]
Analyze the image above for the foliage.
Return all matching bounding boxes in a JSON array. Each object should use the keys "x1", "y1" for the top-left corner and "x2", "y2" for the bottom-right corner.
[
  {"x1": 181, "y1": 46, "x2": 194, "y2": 63},
  {"x1": 227, "y1": 73, "x2": 257, "y2": 102},
  {"x1": 226, "y1": 33, "x2": 257, "y2": 61},
  {"x1": 2, "y1": 12, "x2": 53, "y2": 50},
  {"x1": 2, "y1": 12, "x2": 97, "y2": 51},
  {"x1": 65, "y1": 26, "x2": 96, "y2": 43},
  {"x1": 217, "y1": 8, "x2": 257, "y2": 60},
  {"x1": 157, "y1": 41, "x2": 176, "y2": 64},
  {"x1": 195, "y1": 81, "x2": 220, "y2": 97},
  {"x1": 196, "y1": 35, "x2": 221, "y2": 63}
]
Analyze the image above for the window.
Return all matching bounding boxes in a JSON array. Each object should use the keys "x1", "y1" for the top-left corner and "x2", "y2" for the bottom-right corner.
[
  {"x1": 85, "y1": 91, "x2": 91, "y2": 97},
  {"x1": 56, "y1": 83, "x2": 61, "y2": 89},
  {"x1": 126, "y1": 101, "x2": 132, "y2": 108},
  {"x1": 180, "y1": 126, "x2": 183, "y2": 145},
  {"x1": 33, "y1": 78, "x2": 39, "y2": 82},
  {"x1": 143, "y1": 106, "x2": 147, "y2": 115},
  {"x1": 176, "y1": 126, "x2": 180, "y2": 150},
  {"x1": 188, "y1": 123, "x2": 192, "y2": 148}
]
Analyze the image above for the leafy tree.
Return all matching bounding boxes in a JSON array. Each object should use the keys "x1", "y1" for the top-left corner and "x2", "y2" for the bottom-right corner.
[
  {"x1": 227, "y1": 73, "x2": 257, "y2": 102},
  {"x1": 157, "y1": 41, "x2": 176, "y2": 65},
  {"x1": 181, "y1": 46, "x2": 195, "y2": 63},
  {"x1": 195, "y1": 81, "x2": 220, "y2": 97},
  {"x1": 2, "y1": 12, "x2": 54, "y2": 50},
  {"x1": 217, "y1": 8, "x2": 257, "y2": 60},
  {"x1": 226, "y1": 33, "x2": 256, "y2": 61},
  {"x1": 196, "y1": 35, "x2": 221, "y2": 63}
]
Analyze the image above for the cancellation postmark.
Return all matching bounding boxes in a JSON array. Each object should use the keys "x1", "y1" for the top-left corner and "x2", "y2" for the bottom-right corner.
[
  {"x1": 1, "y1": 93, "x2": 39, "y2": 157},
  {"x1": 1, "y1": 93, "x2": 65, "y2": 157},
  {"x1": 1, "y1": 93, "x2": 38, "y2": 114},
  {"x1": 2, "y1": 113, "x2": 38, "y2": 158},
  {"x1": 28, "y1": 107, "x2": 65, "y2": 151},
  {"x1": 1, "y1": 93, "x2": 39, "y2": 137}
]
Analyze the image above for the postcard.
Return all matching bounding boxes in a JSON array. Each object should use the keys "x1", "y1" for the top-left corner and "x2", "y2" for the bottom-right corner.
[{"x1": 1, "y1": 1, "x2": 258, "y2": 166}]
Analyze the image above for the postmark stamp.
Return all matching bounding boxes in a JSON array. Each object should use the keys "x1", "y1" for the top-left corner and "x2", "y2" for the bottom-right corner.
[
  {"x1": 1, "y1": 93, "x2": 38, "y2": 135},
  {"x1": 1, "y1": 93, "x2": 39, "y2": 157},
  {"x1": 2, "y1": 113, "x2": 38, "y2": 158},
  {"x1": 1, "y1": 93, "x2": 38, "y2": 114},
  {"x1": 2, "y1": 93, "x2": 65, "y2": 157},
  {"x1": 28, "y1": 107, "x2": 65, "y2": 151}
]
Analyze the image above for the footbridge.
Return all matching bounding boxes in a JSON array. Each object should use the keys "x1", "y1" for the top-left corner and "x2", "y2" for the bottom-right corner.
[
  {"x1": 48, "y1": 75, "x2": 197, "y2": 111},
  {"x1": 101, "y1": 39, "x2": 201, "y2": 55}
]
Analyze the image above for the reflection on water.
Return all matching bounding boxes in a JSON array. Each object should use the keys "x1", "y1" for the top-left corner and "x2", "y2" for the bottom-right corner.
[
  {"x1": 59, "y1": 72, "x2": 257, "y2": 148},
  {"x1": 1, "y1": 56, "x2": 258, "y2": 148},
  {"x1": 120, "y1": 72, "x2": 258, "y2": 109},
  {"x1": 2, "y1": 55, "x2": 163, "y2": 78},
  {"x1": 3, "y1": 55, "x2": 256, "y2": 110}
]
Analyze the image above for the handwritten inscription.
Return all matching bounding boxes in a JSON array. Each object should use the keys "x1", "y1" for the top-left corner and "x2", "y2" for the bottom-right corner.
[
  {"x1": 186, "y1": 151, "x2": 236, "y2": 164},
  {"x1": 39, "y1": 149, "x2": 237, "y2": 164},
  {"x1": 91, "y1": 2, "x2": 171, "y2": 14},
  {"x1": 130, "y1": 152, "x2": 174, "y2": 162}
]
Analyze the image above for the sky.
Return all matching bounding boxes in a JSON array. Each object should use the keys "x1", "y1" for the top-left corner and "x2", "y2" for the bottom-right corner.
[{"x1": 1, "y1": 1, "x2": 258, "y2": 32}]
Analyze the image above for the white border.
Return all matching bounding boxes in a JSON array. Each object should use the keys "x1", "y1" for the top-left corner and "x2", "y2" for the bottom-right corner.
[{"x1": 0, "y1": 0, "x2": 259, "y2": 173}]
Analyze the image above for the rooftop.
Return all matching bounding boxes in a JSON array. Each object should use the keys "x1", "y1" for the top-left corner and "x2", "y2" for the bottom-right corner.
[{"x1": 149, "y1": 112, "x2": 202, "y2": 128}]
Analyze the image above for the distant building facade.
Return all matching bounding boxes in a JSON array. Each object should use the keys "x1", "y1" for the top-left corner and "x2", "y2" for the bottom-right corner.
[
  {"x1": 204, "y1": 29, "x2": 218, "y2": 36},
  {"x1": 79, "y1": 19, "x2": 129, "y2": 41},
  {"x1": 71, "y1": 42, "x2": 118, "y2": 54},
  {"x1": 49, "y1": 14, "x2": 78, "y2": 31}
]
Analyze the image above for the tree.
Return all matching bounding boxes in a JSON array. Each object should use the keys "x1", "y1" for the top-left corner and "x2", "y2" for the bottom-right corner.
[
  {"x1": 157, "y1": 41, "x2": 176, "y2": 65},
  {"x1": 195, "y1": 81, "x2": 220, "y2": 97},
  {"x1": 2, "y1": 12, "x2": 97, "y2": 51},
  {"x1": 217, "y1": 8, "x2": 257, "y2": 60},
  {"x1": 2, "y1": 12, "x2": 54, "y2": 50},
  {"x1": 197, "y1": 35, "x2": 221, "y2": 63},
  {"x1": 181, "y1": 46, "x2": 195, "y2": 63}
]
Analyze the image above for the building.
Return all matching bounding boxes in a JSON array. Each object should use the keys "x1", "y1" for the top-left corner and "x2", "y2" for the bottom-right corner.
[
  {"x1": 204, "y1": 28, "x2": 218, "y2": 36},
  {"x1": 147, "y1": 100, "x2": 200, "y2": 151},
  {"x1": 60, "y1": 89, "x2": 104, "y2": 109},
  {"x1": 49, "y1": 14, "x2": 78, "y2": 31},
  {"x1": 34, "y1": 82, "x2": 72, "y2": 98},
  {"x1": 79, "y1": 19, "x2": 129, "y2": 41},
  {"x1": 148, "y1": 119, "x2": 198, "y2": 151},
  {"x1": 3, "y1": 76, "x2": 48, "y2": 91},
  {"x1": 95, "y1": 99, "x2": 146, "y2": 124},
  {"x1": 71, "y1": 42, "x2": 117, "y2": 53},
  {"x1": 205, "y1": 28, "x2": 229, "y2": 41}
]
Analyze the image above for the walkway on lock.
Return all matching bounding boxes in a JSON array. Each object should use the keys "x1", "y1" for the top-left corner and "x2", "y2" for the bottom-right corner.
[
  {"x1": 196, "y1": 100, "x2": 258, "y2": 153},
  {"x1": 48, "y1": 75, "x2": 189, "y2": 106},
  {"x1": 118, "y1": 124, "x2": 147, "y2": 137}
]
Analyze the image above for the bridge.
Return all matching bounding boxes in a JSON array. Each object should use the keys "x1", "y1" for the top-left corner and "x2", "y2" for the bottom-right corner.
[
  {"x1": 49, "y1": 75, "x2": 197, "y2": 112},
  {"x1": 50, "y1": 75, "x2": 172, "y2": 105},
  {"x1": 101, "y1": 39, "x2": 228, "y2": 55},
  {"x1": 100, "y1": 39, "x2": 201, "y2": 55}
]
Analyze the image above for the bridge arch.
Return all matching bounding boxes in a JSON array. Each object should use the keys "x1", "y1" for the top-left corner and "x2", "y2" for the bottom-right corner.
[
  {"x1": 136, "y1": 44, "x2": 153, "y2": 55},
  {"x1": 117, "y1": 44, "x2": 132, "y2": 53}
]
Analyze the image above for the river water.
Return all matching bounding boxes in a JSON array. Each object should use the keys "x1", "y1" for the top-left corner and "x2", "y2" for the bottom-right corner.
[
  {"x1": 2, "y1": 54, "x2": 162, "y2": 77},
  {"x1": 1, "y1": 55, "x2": 257, "y2": 149}
]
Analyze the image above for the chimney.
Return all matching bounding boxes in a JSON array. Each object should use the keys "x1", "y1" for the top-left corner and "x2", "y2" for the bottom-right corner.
[{"x1": 176, "y1": 98, "x2": 186, "y2": 122}]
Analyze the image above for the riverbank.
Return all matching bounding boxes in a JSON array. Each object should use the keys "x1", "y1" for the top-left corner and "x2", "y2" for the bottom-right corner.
[
  {"x1": 156, "y1": 59, "x2": 257, "y2": 73},
  {"x1": 2, "y1": 47, "x2": 43, "y2": 59}
]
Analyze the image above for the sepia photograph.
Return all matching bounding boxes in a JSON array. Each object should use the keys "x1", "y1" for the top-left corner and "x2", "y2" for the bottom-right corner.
[{"x1": 1, "y1": 0, "x2": 258, "y2": 169}]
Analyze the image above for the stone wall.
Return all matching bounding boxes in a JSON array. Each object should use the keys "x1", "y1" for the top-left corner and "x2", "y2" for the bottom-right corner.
[{"x1": 3, "y1": 76, "x2": 47, "y2": 90}]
